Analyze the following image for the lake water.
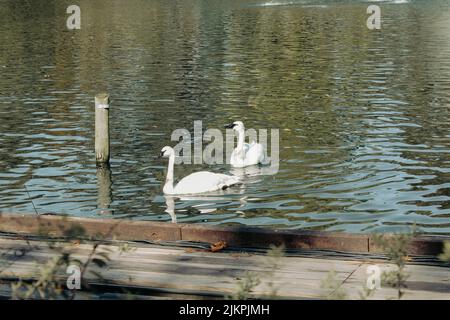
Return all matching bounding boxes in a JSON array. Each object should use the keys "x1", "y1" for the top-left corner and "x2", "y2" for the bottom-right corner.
[{"x1": 1, "y1": 0, "x2": 450, "y2": 234}]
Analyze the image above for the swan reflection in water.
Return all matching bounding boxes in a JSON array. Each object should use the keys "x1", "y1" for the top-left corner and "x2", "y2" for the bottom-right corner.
[
  {"x1": 162, "y1": 183, "x2": 249, "y2": 223},
  {"x1": 164, "y1": 195, "x2": 177, "y2": 223},
  {"x1": 229, "y1": 164, "x2": 275, "y2": 179},
  {"x1": 162, "y1": 164, "x2": 272, "y2": 222}
]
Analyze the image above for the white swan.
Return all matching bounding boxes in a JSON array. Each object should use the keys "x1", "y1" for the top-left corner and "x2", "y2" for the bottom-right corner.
[
  {"x1": 159, "y1": 146, "x2": 240, "y2": 195},
  {"x1": 225, "y1": 121, "x2": 266, "y2": 168}
]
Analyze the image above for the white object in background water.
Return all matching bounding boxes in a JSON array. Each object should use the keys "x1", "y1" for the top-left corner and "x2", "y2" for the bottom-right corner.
[{"x1": 225, "y1": 121, "x2": 267, "y2": 168}]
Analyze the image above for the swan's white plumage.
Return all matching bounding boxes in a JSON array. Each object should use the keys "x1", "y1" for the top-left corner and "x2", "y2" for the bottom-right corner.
[
  {"x1": 172, "y1": 171, "x2": 240, "y2": 194},
  {"x1": 160, "y1": 146, "x2": 240, "y2": 195},
  {"x1": 227, "y1": 121, "x2": 266, "y2": 167},
  {"x1": 230, "y1": 141, "x2": 265, "y2": 167}
]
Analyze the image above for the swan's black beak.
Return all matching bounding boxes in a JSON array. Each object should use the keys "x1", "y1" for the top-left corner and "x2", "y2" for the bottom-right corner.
[
  {"x1": 157, "y1": 151, "x2": 164, "y2": 159},
  {"x1": 224, "y1": 123, "x2": 235, "y2": 129}
]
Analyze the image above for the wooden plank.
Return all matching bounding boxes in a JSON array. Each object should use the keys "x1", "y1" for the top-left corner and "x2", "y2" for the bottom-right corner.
[
  {"x1": 0, "y1": 238, "x2": 356, "y2": 299},
  {"x1": 180, "y1": 223, "x2": 369, "y2": 252},
  {"x1": 0, "y1": 239, "x2": 360, "y2": 279},
  {"x1": 0, "y1": 237, "x2": 362, "y2": 274},
  {"x1": 0, "y1": 214, "x2": 182, "y2": 242},
  {"x1": 0, "y1": 245, "x2": 357, "y2": 288}
]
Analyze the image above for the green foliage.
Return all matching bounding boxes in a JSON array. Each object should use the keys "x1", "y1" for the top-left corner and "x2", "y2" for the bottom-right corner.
[
  {"x1": 11, "y1": 252, "x2": 74, "y2": 299},
  {"x1": 372, "y1": 232, "x2": 415, "y2": 269},
  {"x1": 372, "y1": 228, "x2": 418, "y2": 299},
  {"x1": 320, "y1": 269, "x2": 376, "y2": 300},
  {"x1": 226, "y1": 271, "x2": 261, "y2": 300},
  {"x1": 321, "y1": 227, "x2": 419, "y2": 300},
  {"x1": 262, "y1": 245, "x2": 284, "y2": 299},
  {"x1": 358, "y1": 284, "x2": 376, "y2": 300},
  {"x1": 63, "y1": 224, "x2": 87, "y2": 239},
  {"x1": 10, "y1": 223, "x2": 135, "y2": 300},
  {"x1": 118, "y1": 242, "x2": 137, "y2": 255},
  {"x1": 438, "y1": 242, "x2": 450, "y2": 263},
  {"x1": 320, "y1": 270, "x2": 348, "y2": 300},
  {"x1": 227, "y1": 245, "x2": 285, "y2": 300}
]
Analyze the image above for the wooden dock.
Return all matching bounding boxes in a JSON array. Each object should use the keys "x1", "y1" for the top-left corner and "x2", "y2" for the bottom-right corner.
[
  {"x1": 0, "y1": 213, "x2": 449, "y2": 300},
  {"x1": 1, "y1": 234, "x2": 450, "y2": 300}
]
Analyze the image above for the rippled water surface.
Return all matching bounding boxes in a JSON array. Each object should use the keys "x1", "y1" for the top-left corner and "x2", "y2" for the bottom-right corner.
[{"x1": 1, "y1": 0, "x2": 450, "y2": 233}]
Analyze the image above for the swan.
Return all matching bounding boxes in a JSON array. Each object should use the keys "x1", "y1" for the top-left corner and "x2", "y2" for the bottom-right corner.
[
  {"x1": 159, "y1": 146, "x2": 240, "y2": 195},
  {"x1": 225, "y1": 121, "x2": 266, "y2": 168}
]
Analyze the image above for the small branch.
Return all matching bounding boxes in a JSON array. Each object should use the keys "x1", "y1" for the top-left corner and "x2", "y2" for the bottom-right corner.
[{"x1": 24, "y1": 184, "x2": 39, "y2": 215}]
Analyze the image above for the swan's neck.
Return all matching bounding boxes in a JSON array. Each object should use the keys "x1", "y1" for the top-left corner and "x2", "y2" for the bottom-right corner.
[
  {"x1": 236, "y1": 129, "x2": 245, "y2": 157},
  {"x1": 163, "y1": 154, "x2": 175, "y2": 194}
]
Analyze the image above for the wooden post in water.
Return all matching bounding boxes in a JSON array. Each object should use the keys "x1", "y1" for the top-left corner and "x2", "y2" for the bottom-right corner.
[
  {"x1": 95, "y1": 93, "x2": 110, "y2": 165},
  {"x1": 97, "y1": 165, "x2": 112, "y2": 214}
]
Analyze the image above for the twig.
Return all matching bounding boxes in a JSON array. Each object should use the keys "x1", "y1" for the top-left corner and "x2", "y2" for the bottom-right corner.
[{"x1": 24, "y1": 184, "x2": 39, "y2": 215}]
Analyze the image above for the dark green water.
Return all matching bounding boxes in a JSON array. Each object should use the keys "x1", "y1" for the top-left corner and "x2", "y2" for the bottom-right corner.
[{"x1": 1, "y1": 0, "x2": 450, "y2": 233}]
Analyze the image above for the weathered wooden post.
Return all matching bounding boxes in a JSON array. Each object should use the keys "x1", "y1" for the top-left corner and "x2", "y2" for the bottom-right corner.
[
  {"x1": 95, "y1": 93, "x2": 112, "y2": 214},
  {"x1": 97, "y1": 165, "x2": 112, "y2": 214},
  {"x1": 95, "y1": 93, "x2": 110, "y2": 165}
]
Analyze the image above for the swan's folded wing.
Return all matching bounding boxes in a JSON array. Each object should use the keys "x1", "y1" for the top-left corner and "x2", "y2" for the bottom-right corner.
[
  {"x1": 220, "y1": 173, "x2": 241, "y2": 186},
  {"x1": 245, "y1": 143, "x2": 266, "y2": 165},
  {"x1": 174, "y1": 172, "x2": 239, "y2": 194}
]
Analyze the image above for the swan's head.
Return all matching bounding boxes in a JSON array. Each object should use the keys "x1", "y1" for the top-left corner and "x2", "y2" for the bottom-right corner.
[
  {"x1": 224, "y1": 121, "x2": 245, "y2": 132},
  {"x1": 159, "y1": 146, "x2": 174, "y2": 158}
]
